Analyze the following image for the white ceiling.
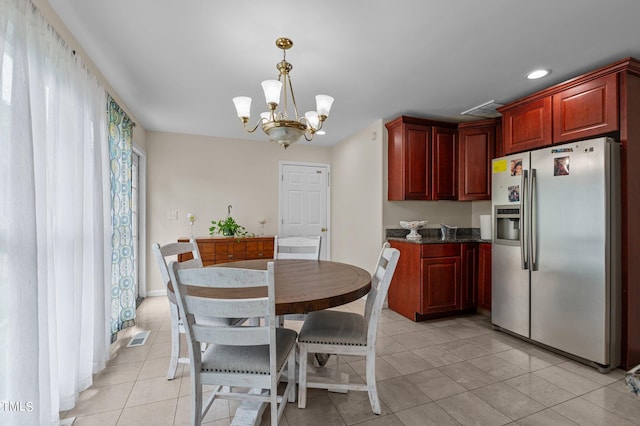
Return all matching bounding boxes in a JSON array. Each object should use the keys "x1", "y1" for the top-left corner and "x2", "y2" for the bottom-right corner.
[{"x1": 48, "y1": 0, "x2": 640, "y2": 147}]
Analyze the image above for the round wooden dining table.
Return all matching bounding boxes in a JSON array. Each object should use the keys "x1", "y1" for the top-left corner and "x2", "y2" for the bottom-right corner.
[{"x1": 185, "y1": 259, "x2": 372, "y2": 316}]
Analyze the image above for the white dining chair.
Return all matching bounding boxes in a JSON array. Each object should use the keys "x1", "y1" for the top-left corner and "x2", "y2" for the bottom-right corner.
[
  {"x1": 152, "y1": 239, "x2": 245, "y2": 380},
  {"x1": 296, "y1": 243, "x2": 400, "y2": 414},
  {"x1": 274, "y1": 235, "x2": 322, "y2": 260},
  {"x1": 169, "y1": 260, "x2": 297, "y2": 426},
  {"x1": 274, "y1": 235, "x2": 321, "y2": 326}
]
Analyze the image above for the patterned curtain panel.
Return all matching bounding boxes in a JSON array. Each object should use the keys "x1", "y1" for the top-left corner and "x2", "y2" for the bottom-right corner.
[{"x1": 108, "y1": 95, "x2": 136, "y2": 339}]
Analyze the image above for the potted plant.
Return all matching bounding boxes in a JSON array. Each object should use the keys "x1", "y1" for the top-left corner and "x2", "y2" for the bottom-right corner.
[{"x1": 209, "y1": 216, "x2": 249, "y2": 237}]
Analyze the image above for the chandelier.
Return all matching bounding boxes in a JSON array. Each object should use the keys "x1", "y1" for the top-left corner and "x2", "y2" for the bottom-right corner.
[{"x1": 232, "y1": 37, "x2": 334, "y2": 149}]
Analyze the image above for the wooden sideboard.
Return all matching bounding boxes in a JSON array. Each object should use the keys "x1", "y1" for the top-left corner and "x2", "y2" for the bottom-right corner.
[{"x1": 177, "y1": 236, "x2": 274, "y2": 266}]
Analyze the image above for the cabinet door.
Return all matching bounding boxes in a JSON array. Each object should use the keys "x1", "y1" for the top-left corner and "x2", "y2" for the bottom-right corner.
[
  {"x1": 214, "y1": 241, "x2": 247, "y2": 264},
  {"x1": 404, "y1": 124, "x2": 433, "y2": 200},
  {"x1": 458, "y1": 124, "x2": 494, "y2": 200},
  {"x1": 502, "y1": 97, "x2": 552, "y2": 154},
  {"x1": 494, "y1": 118, "x2": 503, "y2": 159},
  {"x1": 432, "y1": 127, "x2": 457, "y2": 200},
  {"x1": 387, "y1": 121, "x2": 432, "y2": 200},
  {"x1": 246, "y1": 238, "x2": 275, "y2": 260},
  {"x1": 553, "y1": 73, "x2": 618, "y2": 143},
  {"x1": 461, "y1": 244, "x2": 478, "y2": 309},
  {"x1": 387, "y1": 241, "x2": 422, "y2": 320},
  {"x1": 197, "y1": 240, "x2": 215, "y2": 265},
  {"x1": 421, "y1": 256, "x2": 461, "y2": 314},
  {"x1": 478, "y1": 243, "x2": 492, "y2": 311}
]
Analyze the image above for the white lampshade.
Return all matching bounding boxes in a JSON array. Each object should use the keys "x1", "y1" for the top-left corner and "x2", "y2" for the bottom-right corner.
[
  {"x1": 261, "y1": 80, "x2": 282, "y2": 105},
  {"x1": 315, "y1": 94, "x2": 334, "y2": 117},
  {"x1": 232, "y1": 96, "x2": 252, "y2": 118},
  {"x1": 304, "y1": 111, "x2": 320, "y2": 130}
]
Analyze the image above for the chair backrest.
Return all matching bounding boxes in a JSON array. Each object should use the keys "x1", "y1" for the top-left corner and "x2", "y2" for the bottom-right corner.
[
  {"x1": 152, "y1": 239, "x2": 203, "y2": 303},
  {"x1": 364, "y1": 243, "x2": 400, "y2": 340},
  {"x1": 274, "y1": 235, "x2": 321, "y2": 260},
  {"x1": 169, "y1": 261, "x2": 277, "y2": 366}
]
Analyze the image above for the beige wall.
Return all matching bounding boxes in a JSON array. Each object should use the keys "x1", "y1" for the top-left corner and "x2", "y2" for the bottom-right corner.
[
  {"x1": 145, "y1": 132, "x2": 331, "y2": 294},
  {"x1": 330, "y1": 120, "x2": 385, "y2": 271}
]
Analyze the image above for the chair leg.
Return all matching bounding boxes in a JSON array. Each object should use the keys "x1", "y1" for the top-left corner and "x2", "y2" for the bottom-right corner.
[
  {"x1": 297, "y1": 343, "x2": 308, "y2": 408},
  {"x1": 167, "y1": 303, "x2": 180, "y2": 380},
  {"x1": 192, "y1": 372, "x2": 203, "y2": 426},
  {"x1": 271, "y1": 392, "x2": 279, "y2": 426},
  {"x1": 365, "y1": 352, "x2": 381, "y2": 415},
  {"x1": 288, "y1": 349, "x2": 296, "y2": 402}
]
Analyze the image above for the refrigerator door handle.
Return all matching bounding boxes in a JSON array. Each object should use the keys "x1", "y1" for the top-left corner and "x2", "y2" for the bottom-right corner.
[
  {"x1": 521, "y1": 170, "x2": 529, "y2": 270},
  {"x1": 530, "y1": 168, "x2": 538, "y2": 271}
]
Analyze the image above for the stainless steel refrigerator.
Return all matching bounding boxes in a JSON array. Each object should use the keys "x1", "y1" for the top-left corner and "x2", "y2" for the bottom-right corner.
[{"x1": 491, "y1": 137, "x2": 621, "y2": 371}]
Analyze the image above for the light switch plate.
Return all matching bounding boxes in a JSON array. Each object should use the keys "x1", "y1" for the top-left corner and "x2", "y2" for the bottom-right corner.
[{"x1": 167, "y1": 210, "x2": 178, "y2": 220}]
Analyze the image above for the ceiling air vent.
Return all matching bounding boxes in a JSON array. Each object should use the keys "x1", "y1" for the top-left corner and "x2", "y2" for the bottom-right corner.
[{"x1": 461, "y1": 100, "x2": 503, "y2": 118}]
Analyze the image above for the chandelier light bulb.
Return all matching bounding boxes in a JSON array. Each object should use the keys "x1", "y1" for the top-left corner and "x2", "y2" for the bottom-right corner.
[
  {"x1": 232, "y1": 96, "x2": 252, "y2": 119},
  {"x1": 261, "y1": 80, "x2": 282, "y2": 106},
  {"x1": 315, "y1": 94, "x2": 334, "y2": 118},
  {"x1": 305, "y1": 111, "x2": 320, "y2": 130}
]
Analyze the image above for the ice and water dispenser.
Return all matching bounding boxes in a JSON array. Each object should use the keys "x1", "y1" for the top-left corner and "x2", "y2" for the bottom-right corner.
[{"x1": 494, "y1": 205, "x2": 521, "y2": 246}]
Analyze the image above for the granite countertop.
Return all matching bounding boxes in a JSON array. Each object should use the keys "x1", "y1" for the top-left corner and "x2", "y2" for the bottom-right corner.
[{"x1": 386, "y1": 228, "x2": 491, "y2": 244}]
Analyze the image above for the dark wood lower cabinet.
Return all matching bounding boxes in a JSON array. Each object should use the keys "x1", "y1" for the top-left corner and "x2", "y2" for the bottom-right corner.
[
  {"x1": 461, "y1": 243, "x2": 478, "y2": 309},
  {"x1": 388, "y1": 240, "x2": 484, "y2": 321},
  {"x1": 421, "y1": 256, "x2": 460, "y2": 314},
  {"x1": 478, "y1": 243, "x2": 492, "y2": 311}
]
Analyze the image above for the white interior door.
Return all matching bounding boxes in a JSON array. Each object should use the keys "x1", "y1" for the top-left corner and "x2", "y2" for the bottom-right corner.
[{"x1": 279, "y1": 162, "x2": 330, "y2": 260}]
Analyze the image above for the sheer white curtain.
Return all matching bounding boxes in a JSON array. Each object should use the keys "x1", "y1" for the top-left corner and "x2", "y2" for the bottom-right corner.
[{"x1": 0, "y1": 0, "x2": 111, "y2": 425}]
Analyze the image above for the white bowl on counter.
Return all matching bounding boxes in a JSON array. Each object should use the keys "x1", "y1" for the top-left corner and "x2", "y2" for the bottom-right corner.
[{"x1": 400, "y1": 220, "x2": 428, "y2": 240}]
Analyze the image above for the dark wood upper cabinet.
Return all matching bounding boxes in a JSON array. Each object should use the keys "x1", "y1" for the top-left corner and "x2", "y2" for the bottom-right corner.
[
  {"x1": 458, "y1": 120, "x2": 495, "y2": 200},
  {"x1": 386, "y1": 116, "x2": 456, "y2": 201},
  {"x1": 387, "y1": 118, "x2": 431, "y2": 200},
  {"x1": 432, "y1": 127, "x2": 457, "y2": 200},
  {"x1": 501, "y1": 97, "x2": 552, "y2": 154},
  {"x1": 552, "y1": 73, "x2": 619, "y2": 143},
  {"x1": 404, "y1": 124, "x2": 432, "y2": 200},
  {"x1": 500, "y1": 68, "x2": 620, "y2": 155}
]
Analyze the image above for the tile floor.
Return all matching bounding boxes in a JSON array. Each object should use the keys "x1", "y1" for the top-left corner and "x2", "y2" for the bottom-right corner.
[{"x1": 60, "y1": 297, "x2": 640, "y2": 425}]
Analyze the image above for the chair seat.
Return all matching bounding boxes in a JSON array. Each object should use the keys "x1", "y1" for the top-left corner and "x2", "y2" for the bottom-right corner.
[
  {"x1": 201, "y1": 328, "x2": 297, "y2": 374},
  {"x1": 298, "y1": 310, "x2": 367, "y2": 346}
]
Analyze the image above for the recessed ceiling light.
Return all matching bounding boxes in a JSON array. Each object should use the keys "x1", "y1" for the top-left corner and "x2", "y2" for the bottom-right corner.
[{"x1": 526, "y1": 69, "x2": 551, "y2": 80}]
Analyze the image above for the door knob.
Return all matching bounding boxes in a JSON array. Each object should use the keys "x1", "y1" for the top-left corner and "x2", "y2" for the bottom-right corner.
[{"x1": 321, "y1": 227, "x2": 327, "y2": 232}]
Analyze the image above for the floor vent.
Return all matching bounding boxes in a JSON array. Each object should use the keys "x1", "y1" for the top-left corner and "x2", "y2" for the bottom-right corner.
[{"x1": 127, "y1": 330, "x2": 150, "y2": 347}]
